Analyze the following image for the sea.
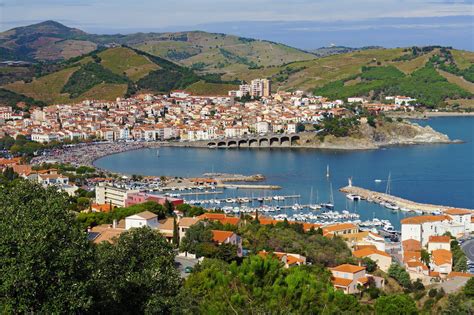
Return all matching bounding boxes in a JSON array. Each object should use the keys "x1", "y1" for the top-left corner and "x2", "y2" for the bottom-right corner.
[{"x1": 94, "y1": 117, "x2": 474, "y2": 229}]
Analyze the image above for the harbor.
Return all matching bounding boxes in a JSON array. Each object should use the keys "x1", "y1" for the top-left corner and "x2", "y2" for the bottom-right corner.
[{"x1": 340, "y1": 185, "x2": 473, "y2": 214}]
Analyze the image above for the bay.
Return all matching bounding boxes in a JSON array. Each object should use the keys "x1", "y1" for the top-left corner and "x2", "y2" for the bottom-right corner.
[{"x1": 94, "y1": 117, "x2": 474, "y2": 229}]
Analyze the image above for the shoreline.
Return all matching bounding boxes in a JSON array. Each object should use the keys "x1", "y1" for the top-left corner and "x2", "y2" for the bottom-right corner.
[{"x1": 387, "y1": 111, "x2": 474, "y2": 119}]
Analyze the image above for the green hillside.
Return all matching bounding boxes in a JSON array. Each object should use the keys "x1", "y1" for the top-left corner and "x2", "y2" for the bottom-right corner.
[{"x1": 2, "y1": 46, "x2": 237, "y2": 104}]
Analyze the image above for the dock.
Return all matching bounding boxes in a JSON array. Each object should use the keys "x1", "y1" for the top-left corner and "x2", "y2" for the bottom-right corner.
[
  {"x1": 178, "y1": 191, "x2": 224, "y2": 196},
  {"x1": 340, "y1": 185, "x2": 473, "y2": 214},
  {"x1": 217, "y1": 184, "x2": 281, "y2": 190}
]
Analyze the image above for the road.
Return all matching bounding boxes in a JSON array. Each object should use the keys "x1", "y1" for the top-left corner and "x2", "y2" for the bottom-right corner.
[
  {"x1": 175, "y1": 255, "x2": 199, "y2": 278},
  {"x1": 461, "y1": 239, "x2": 474, "y2": 262}
]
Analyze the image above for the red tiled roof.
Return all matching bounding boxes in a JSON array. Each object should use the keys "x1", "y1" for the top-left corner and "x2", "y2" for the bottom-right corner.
[
  {"x1": 444, "y1": 208, "x2": 472, "y2": 215},
  {"x1": 428, "y1": 235, "x2": 451, "y2": 243},
  {"x1": 331, "y1": 264, "x2": 365, "y2": 273},
  {"x1": 431, "y1": 249, "x2": 452, "y2": 266},
  {"x1": 211, "y1": 230, "x2": 234, "y2": 243},
  {"x1": 332, "y1": 277, "x2": 353, "y2": 287},
  {"x1": 353, "y1": 247, "x2": 391, "y2": 258}
]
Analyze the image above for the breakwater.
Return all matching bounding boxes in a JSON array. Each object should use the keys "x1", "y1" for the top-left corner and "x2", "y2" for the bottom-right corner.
[{"x1": 340, "y1": 185, "x2": 473, "y2": 214}]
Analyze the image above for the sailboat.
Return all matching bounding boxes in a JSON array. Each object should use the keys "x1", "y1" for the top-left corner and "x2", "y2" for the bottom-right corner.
[
  {"x1": 326, "y1": 165, "x2": 330, "y2": 178},
  {"x1": 309, "y1": 186, "x2": 321, "y2": 210},
  {"x1": 156, "y1": 149, "x2": 160, "y2": 157},
  {"x1": 382, "y1": 172, "x2": 399, "y2": 210},
  {"x1": 322, "y1": 183, "x2": 334, "y2": 209}
]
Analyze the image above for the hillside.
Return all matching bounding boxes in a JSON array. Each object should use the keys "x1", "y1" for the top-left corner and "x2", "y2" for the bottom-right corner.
[
  {"x1": 2, "y1": 46, "x2": 235, "y2": 104},
  {"x1": 0, "y1": 21, "x2": 315, "y2": 71}
]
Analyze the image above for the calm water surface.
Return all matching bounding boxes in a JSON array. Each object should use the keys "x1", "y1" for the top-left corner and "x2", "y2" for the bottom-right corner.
[{"x1": 95, "y1": 117, "x2": 474, "y2": 228}]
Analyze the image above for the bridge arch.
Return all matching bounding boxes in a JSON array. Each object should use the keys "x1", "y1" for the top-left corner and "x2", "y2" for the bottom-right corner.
[
  {"x1": 249, "y1": 139, "x2": 258, "y2": 147},
  {"x1": 290, "y1": 135, "x2": 300, "y2": 145},
  {"x1": 280, "y1": 136, "x2": 290, "y2": 146},
  {"x1": 238, "y1": 139, "x2": 248, "y2": 147},
  {"x1": 217, "y1": 141, "x2": 227, "y2": 148},
  {"x1": 208, "y1": 142, "x2": 216, "y2": 148},
  {"x1": 270, "y1": 137, "x2": 280, "y2": 147},
  {"x1": 259, "y1": 138, "x2": 269, "y2": 147},
  {"x1": 227, "y1": 140, "x2": 237, "y2": 148}
]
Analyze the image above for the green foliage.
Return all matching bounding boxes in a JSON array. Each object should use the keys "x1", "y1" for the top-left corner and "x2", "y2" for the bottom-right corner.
[
  {"x1": 374, "y1": 294, "x2": 418, "y2": 315},
  {"x1": 440, "y1": 292, "x2": 474, "y2": 314},
  {"x1": 360, "y1": 65, "x2": 404, "y2": 80},
  {"x1": 464, "y1": 277, "x2": 474, "y2": 297},
  {"x1": 176, "y1": 203, "x2": 206, "y2": 217},
  {"x1": 388, "y1": 264, "x2": 412, "y2": 290},
  {"x1": 0, "y1": 88, "x2": 46, "y2": 109},
  {"x1": 451, "y1": 239, "x2": 468, "y2": 272},
  {"x1": 76, "y1": 201, "x2": 166, "y2": 229},
  {"x1": 182, "y1": 256, "x2": 361, "y2": 314},
  {"x1": 0, "y1": 180, "x2": 93, "y2": 313},
  {"x1": 314, "y1": 63, "x2": 471, "y2": 107},
  {"x1": 240, "y1": 222, "x2": 352, "y2": 266},
  {"x1": 91, "y1": 227, "x2": 181, "y2": 314},
  {"x1": 362, "y1": 257, "x2": 377, "y2": 273},
  {"x1": 320, "y1": 116, "x2": 360, "y2": 137},
  {"x1": 61, "y1": 62, "x2": 128, "y2": 98}
]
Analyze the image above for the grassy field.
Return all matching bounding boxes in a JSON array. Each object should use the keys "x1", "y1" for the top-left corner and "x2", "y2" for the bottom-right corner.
[
  {"x1": 395, "y1": 50, "x2": 438, "y2": 74},
  {"x1": 73, "y1": 83, "x2": 128, "y2": 102},
  {"x1": 135, "y1": 31, "x2": 315, "y2": 74},
  {"x1": 185, "y1": 80, "x2": 238, "y2": 96},
  {"x1": 4, "y1": 66, "x2": 79, "y2": 104},
  {"x1": 437, "y1": 69, "x2": 474, "y2": 93},
  {"x1": 98, "y1": 47, "x2": 159, "y2": 81},
  {"x1": 224, "y1": 48, "x2": 405, "y2": 91},
  {"x1": 451, "y1": 50, "x2": 474, "y2": 70}
]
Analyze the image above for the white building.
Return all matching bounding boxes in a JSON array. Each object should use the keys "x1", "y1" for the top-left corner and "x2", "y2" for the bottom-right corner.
[
  {"x1": 255, "y1": 121, "x2": 270, "y2": 134},
  {"x1": 401, "y1": 212, "x2": 471, "y2": 246},
  {"x1": 95, "y1": 183, "x2": 139, "y2": 207},
  {"x1": 125, "y1": 211, "x2": 159, "y2": 230},
  {"x1": 395, "y1": 96, "x2": 416, "y2": 105}
]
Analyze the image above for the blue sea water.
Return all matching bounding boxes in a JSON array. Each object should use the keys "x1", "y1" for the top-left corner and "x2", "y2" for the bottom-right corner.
[{"x1": 94, "y1": 117, "x2": 474, "y2": 228}]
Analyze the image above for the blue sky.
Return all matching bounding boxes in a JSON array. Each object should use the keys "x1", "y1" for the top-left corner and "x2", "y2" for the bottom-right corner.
[{"x1": 1, "y1": 0, "x2": 473, "y2": 49}]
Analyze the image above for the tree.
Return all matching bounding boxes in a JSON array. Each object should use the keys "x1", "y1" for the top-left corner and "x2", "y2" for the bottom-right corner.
[
  {"x1": 374, "y1": 294, "x2": 418, "y2": 315},
  {"x1": 464, "y1": 277, "x2": 474, "y2": 297},
  {"x1": 362, "y1": 257, "x2": 377, "y2": 272},
  {"x1": 179, "y1": 222, "x2": 213, "y2": 254},
  {"x1": 388, "y1": 264, "x2": 412, "y2": 289},
  {"x1": 420, "y1": 249, "x2": 431, "y2": 266},
  {"x1": 0, "y1": 180, "x2": 93, "y2": 313},
  {"x1": 91, "y1": 227, "x2": 181, "y2": 314},
  {"x1": 173, "y1": 216, "x2": 179, "y2": 246},
  {"x1": 164, "y1": 199, "x2": 174, "y2": 215}
]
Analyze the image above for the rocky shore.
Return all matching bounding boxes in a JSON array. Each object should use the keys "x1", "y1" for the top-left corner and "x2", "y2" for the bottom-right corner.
[{"x1": 296, "y1": 121, "x2": 457, "y2": 150}]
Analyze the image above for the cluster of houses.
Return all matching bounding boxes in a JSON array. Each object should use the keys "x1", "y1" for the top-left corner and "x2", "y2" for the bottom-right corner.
[
  {"x1": 400, "y1": 209, "x2": 474, "y2": 284},
  {"x1": 0, "y1": 85, "x2": 420, "y2": 144}
]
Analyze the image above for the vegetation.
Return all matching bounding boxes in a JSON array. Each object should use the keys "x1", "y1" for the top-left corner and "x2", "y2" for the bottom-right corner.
[
  {"x1": 388, "y1": 264, "x2": 412, "y2": 290},
  {"x1": 0, "y1": 88, "x2": 46, "y2": 109},
  {"x1": 76, "y1": 201, "x2": 169, "y2": 229},
  {"x1": 182, "y1": 256, "x2": 363, "y2": 314},
  {"x1": 61, "y1": 62, "x2": 128, "y2": 98},
  {"x1": 314, "y1": 63, "x2": 471, "y2": 107},
  {"x1": 374, "y1": 294, "x2": 418, "y2": 315},
  {"x1": 319, "y1": 116, "x2": 360, "y2": 138}
]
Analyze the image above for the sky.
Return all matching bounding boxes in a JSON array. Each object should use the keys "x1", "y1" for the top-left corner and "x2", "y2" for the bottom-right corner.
[{"x1": 1, "y1": 0, "x2": 473, "y2": 49}]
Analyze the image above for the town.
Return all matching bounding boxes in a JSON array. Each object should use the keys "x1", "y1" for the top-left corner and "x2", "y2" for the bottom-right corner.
[{"x1": 0, "y1": 78, "x2": 418, "y2": 143}]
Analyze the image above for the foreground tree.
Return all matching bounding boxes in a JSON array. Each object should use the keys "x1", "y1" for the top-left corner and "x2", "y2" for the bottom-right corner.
[
  {"x1": 0, "y1": 180, "x2": 93, "y2": 313},
  {"x1": 374, "y1": 294, "x2": 418, "y2": 315},
  {"x1": 91, "y1": 227, "x2": 181, "y2": 314}
]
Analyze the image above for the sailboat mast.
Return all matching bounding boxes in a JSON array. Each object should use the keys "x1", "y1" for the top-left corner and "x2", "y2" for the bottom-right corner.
[
  {"x1": 385, "y1": 172, "x2": 391, "y2": 195},
  {"x1": 326, "y1": 165, "x2": 330, "y2": 178}
]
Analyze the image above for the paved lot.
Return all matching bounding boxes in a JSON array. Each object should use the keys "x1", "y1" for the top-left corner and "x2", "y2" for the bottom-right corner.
[
  {"x1": 175, "y1": 256, "x2": 199, "y2": 278},
  {"x1": 434, "y1": 277, "x2": 470, "y2": 294},
  {"x1": 461, "y1": 239, "x2": 474, "y2": 261}
]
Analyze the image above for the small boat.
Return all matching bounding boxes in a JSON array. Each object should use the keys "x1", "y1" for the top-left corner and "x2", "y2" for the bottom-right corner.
[
  {"x1": 321, "y1": 203, "x2": 334, "y2": 210},
  {"x1": 374, "y1": 179, "x2": 382, "y2": 183},
  {"x1": 309, "y1": 204, "x2": 322, "y2": 210},
  {"x1": 257, "y1": 197, "x2": 264, "y2": 202},
  {"x1": 346, "y1": 194, "x2": 361, "y2": 201},
  {"x1": 292, "y1": 203, "x2": 302, "y2": 211}
]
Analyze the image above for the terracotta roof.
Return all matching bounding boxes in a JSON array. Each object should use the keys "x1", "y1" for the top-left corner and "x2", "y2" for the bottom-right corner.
[
  {"x1": 429, "y1": 271, "x2": 440, "y2": 277},
  {"x1": 211, "y1": 230, "x2": 234, "y2": 243},
  {"x1": 354, "y1": 245, "x2": 377, "y2": 251},
  {"x1": 403, "y1": 251, "x2": 421, "y2": 263},
  {"x1": 220, "y1": 217, "x2": 240, "y2": 226},
  {"x1": 428, "y1": 235, "x2": 451, "y2": 243},
  {"x1": 323, "y1": 223, "x2": 358, "y2": 233},
  {"x1": 444, "y1": 208, "x2": 472, "y2": 215},
  {"x1": 158, "y1": 218, "x2": 174, "y2": 231},
  {"x1": 402, "y1": 239, "x2": 422, "y2": 252},
  {"x1": 401, "y1": 215, "x2": 451, "y2": 225},
  {"x1": 357, "y1": 277, "x2": 369, "y2": 285},
  {"x1": 331, "y1": 264, "x2": 365, "y2": 274},
  {"x1": 134, "y1": 211, "x2": 158, "y2": 220},
  {"x1": 353, "y1": 247, "x2": 391, "y2": 258},
  {"x1": 447, "y1": 272, "x2": 474, "y2": 279},
  {"x1": 91, "y1": 203, "x2": 114, "y2": 213},
  {"x1": 406, "y1": 261, "x2": 428, "y2": 270},
  {"x1": 179, "y1": 217, "x2": 201, "y2": 227},
  {"x1": 199, "y1": 213, "x2": 227, "y2": 220},
  {"x1": 331, "y1": 277, "x2": 353, "y2": 287},
  {"x1": 286, "y1": 255, "x2": 305, "y2": 265},
  {"x1": 431, "y1": 249, "x2": 452, "y2": 266}
]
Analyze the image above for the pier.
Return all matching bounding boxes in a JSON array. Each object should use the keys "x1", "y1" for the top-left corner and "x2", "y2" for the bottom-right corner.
[
  {"x1": 340, "y1": 185, "x2": 473, "y2": 214},
  {"x1": 217, "y1": 184, "x2": 281, "y2": 190}
]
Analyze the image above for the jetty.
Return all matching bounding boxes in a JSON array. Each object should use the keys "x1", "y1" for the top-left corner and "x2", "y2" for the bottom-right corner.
[
  {"x1": 340, "y1": 185, "x2": 473, "y2": 214},
  {"x1": 217, "y1": 184, "x2": 281, "y2": 190}
]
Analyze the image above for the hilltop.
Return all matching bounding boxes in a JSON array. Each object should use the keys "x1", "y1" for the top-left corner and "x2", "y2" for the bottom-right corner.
[{"x1": 0, "y1": 21, "x2": 314, "y2": 68}]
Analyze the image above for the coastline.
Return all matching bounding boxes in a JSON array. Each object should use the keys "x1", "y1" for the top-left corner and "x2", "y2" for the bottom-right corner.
[{"x1": 387, "y1": 111, "x2": 474, "y2": 119}]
